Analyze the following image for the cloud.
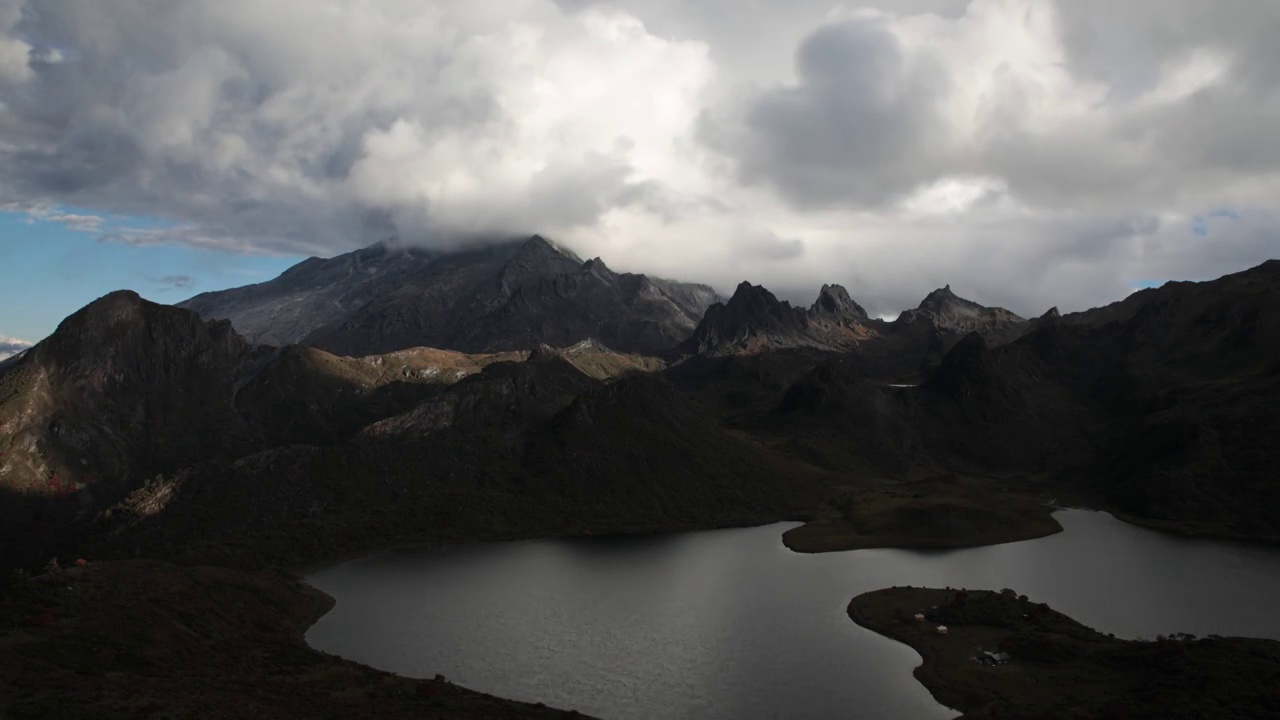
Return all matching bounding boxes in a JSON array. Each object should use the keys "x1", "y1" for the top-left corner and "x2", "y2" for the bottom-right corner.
[
  {"x1": 17, "y1": 205, "x2": 105, "y2": 232},
  {"x1": 0, "y1": 0, "x2": 1277, "y2": 318},
  {"x1": 700, "y1": 16, "x2": 952, "y2": 207},
  {"x1": 0, "y1": 335, "x2": 32, "y2": 361},
  {"x1": 701, "y1": 0, "x2": 1280, "y2": 214},
  {"x1": 0, "y1": 0, "x2": 713, "y2": 256},
  {"x1": 149, "y1": 275, "x2": 194, "y2": 292}
]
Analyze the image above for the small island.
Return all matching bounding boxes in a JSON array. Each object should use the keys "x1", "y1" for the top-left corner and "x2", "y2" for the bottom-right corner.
[
  {"x1": 784, "y1": 474, "x2": 1062, "y2": 553},
  {"x1": 848, "y1": 586, "x2": 1280, "y2": 719}
]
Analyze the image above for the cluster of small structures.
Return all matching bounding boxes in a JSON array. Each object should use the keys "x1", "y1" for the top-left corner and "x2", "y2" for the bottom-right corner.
[
  {"x1": 912, "y1": 610, "x2": 950, "y2": 635},
  {"x1": 906, "y1": 587, "x2": 1020, "y2": 667}
]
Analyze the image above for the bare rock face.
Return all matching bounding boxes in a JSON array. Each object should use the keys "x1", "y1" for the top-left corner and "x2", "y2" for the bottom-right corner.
[
  {"x1": 179, "y1": 241, "x2": 434, "y2": 348},
  {"x1": 681, "y1": 282, "x2": 817, "y2": 355},
  {"x1": 810, "y1": 284, "x2": 868, "y2": 322},
  {"x1": 681, "y1": 282, "x2": 879, "y2": 356},
  {"x1": 180, "y1": 236, "x2": 722, "y2": 356},
  {"x1": 896, "y1": 285, "x2": 1027, "y2": 341}
]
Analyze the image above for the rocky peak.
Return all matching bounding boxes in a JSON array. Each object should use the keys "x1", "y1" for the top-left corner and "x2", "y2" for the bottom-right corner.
[
  {"x1": 496, "y1": 236, "x2": 585, "y2": 291},
  {"x1": 725, "y1": 281, "x2": 788, "y2": 310},
  {"x1": 917, "y1": 285, "x2": 961, "y2": 312},
  {"x1": 898, "y1": 284, "x2": 1026, "y2": 339},
  {"x1": 582, "y1": 257, "x2": 617, "y2": 282},
  {"x1": 681, "y1": 282, "x2": 815, "y2": 355},
  {"x1": 40, "y1": 291, "x2": 258, "y2": 385},
  {"x1": 810, "y1": 284, "x2": 868, "y2": 320}
]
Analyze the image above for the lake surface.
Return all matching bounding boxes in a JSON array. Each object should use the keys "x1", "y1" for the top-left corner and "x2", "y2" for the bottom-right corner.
[{"x1": 306, "y1": 510, "x2": 1280, "y2": 719}]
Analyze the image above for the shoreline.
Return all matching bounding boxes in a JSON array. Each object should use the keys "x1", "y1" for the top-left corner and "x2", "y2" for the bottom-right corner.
[
  {"x1": 847, "y1": 586, "x2": 1280, "y2": 719},
  {"x1": 9, "y1": 497, "x2": 1279, "y2": 718},
  {"x1": 780, "y1": 474, "x2": 1066, "y2": 554}
]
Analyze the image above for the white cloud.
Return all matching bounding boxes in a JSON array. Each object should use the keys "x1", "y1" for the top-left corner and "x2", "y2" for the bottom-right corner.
[
  {"x1": 0, "y1": 0, "x2": 1276, "y2": 318},
  {"x1": 0, "y1": 334, "x2": 32, "y2": 360},
  {"x1": 0, "y1": 0, "x2": 33, "y2": 84}
]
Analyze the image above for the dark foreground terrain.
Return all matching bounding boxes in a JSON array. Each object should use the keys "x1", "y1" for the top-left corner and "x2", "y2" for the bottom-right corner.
[
  {"x1": 849, "y1": 587, "x2": 1280, "y2": 719},
  {"x1": 0, "y1": 560, "x2": 592, "y2": 719}
]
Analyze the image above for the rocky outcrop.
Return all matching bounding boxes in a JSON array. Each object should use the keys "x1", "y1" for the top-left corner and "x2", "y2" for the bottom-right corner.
[
  {"x1": 181, "y1": 236, "x2": 721, "y2": 356},
  {"x1": 681, "y1": 282, "x2": 876, "y2": 356},
  {"x1": 810, "y1": 284, "x2": 868, "y2": 322},
  {"x1": 896, "y1": 284, "x2": 1027, "y2": 341}
]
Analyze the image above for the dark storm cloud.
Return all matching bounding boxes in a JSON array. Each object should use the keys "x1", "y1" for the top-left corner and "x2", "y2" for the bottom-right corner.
[{"x1": 700, "y1": 19, "x2": 949, "y2": 207}]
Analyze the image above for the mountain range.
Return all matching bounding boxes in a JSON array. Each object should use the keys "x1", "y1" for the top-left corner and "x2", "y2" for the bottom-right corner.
[
  {"x1": 1, "y1": 239, "x2": 1277, "y2": 575},
  {"x1": 3, "y1": 236, "x2": 1278, "y2": 718}
]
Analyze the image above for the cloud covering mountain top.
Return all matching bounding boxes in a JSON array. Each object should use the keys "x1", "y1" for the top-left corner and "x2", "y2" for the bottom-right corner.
[
  {"x1": 0, "y1": 335, "x2": 31, "y2": 360},
  {"x1": 1, "y1": 0, "x2": 1277, "y2": 317}
]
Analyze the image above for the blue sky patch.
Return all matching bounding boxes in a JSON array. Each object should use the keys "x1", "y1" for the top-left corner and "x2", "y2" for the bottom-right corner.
[
  {"x1": 1192, "y1": 208, "x2": 1241, "y2": 237},
  {"x1": 0, "y1": 211, "x2": 303, "y2": 343}
]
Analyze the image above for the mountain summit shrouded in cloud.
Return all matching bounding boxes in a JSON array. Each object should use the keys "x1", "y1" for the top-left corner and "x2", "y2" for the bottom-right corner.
[
  {"x1": 0, "y1": 0, "x2": 1278, "y2": 318},
  {"x1": 0, "y1": 335, "x2": 31, "y2": 360}
]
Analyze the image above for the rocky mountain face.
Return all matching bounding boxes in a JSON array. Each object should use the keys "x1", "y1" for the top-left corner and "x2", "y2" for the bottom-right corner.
[
  {"x1": 180, "y1": 236, "x2": 721, "y2": 356},
  {"x1": 810, "y1": 284, "x2": 868, "y2": 320},
  {"x1": 178, "y1": 241, "x2": 435, "y2": 347},
  {"x1": 680, "y1": 279, "x2": 1022, "y2": 380},
  {"x1": 681, "y1": 282, "x2": 875, "y2": 356},
  {"x1": 2, "y1": 259, "x2": 1278, "y2": 575},
  {"x1": 897, "y1": 284, "x2": 1025, "y2": 336}
]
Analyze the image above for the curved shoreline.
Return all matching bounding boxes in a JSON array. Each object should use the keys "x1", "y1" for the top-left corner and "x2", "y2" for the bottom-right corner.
[
  {"x1": 781, "y1": 475, "x2": 1065, "y2": 554},
  {"x1": 847, "y1": 586, "x2": 1280, "y2": 719},
  {"x1": 846, "y1": 589, "x2": 985, "y2": 715}
]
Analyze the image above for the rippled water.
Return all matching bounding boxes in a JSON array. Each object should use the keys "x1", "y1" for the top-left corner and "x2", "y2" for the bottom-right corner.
[{"x1": 307, "y1": 510, "x2": 1280, "y2": 719}]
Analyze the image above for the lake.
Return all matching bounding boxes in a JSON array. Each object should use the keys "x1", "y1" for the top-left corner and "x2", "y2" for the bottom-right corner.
[{"x1": 306, "y1": 509, "x2": 1280, "y2": 719}]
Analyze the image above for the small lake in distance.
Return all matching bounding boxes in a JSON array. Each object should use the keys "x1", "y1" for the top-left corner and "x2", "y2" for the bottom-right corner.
[{"x1": 306, "y1": 510, "x2": 1280, "y2": 719}]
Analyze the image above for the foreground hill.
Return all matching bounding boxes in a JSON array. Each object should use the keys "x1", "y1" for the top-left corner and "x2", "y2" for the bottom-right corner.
[
  {"x1": 0, "y1": 292, "x2": 717, "y2": 570},
  {"x1": 1, "y1": 560, "x2": 586, "y2": 719},
  {"x1": 180, "y1": 236, "x2": 721, "y2": 356}
]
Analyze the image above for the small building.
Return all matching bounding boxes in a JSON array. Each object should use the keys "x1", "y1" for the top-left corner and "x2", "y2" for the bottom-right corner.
[
  {"x1": 914, "y1": 613, "x2": 926, "y2": 622},
  {"x1": 978, "y1": 651, "x2": 1011, "y2": 666},
  {"x1": 936, "y1": 625, "x2": 949, "y2": 635}
]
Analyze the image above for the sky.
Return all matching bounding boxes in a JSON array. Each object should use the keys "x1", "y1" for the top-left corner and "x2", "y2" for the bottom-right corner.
[{"x1": 1, "y1": 0, "x2": 1278, "y2": 347}]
